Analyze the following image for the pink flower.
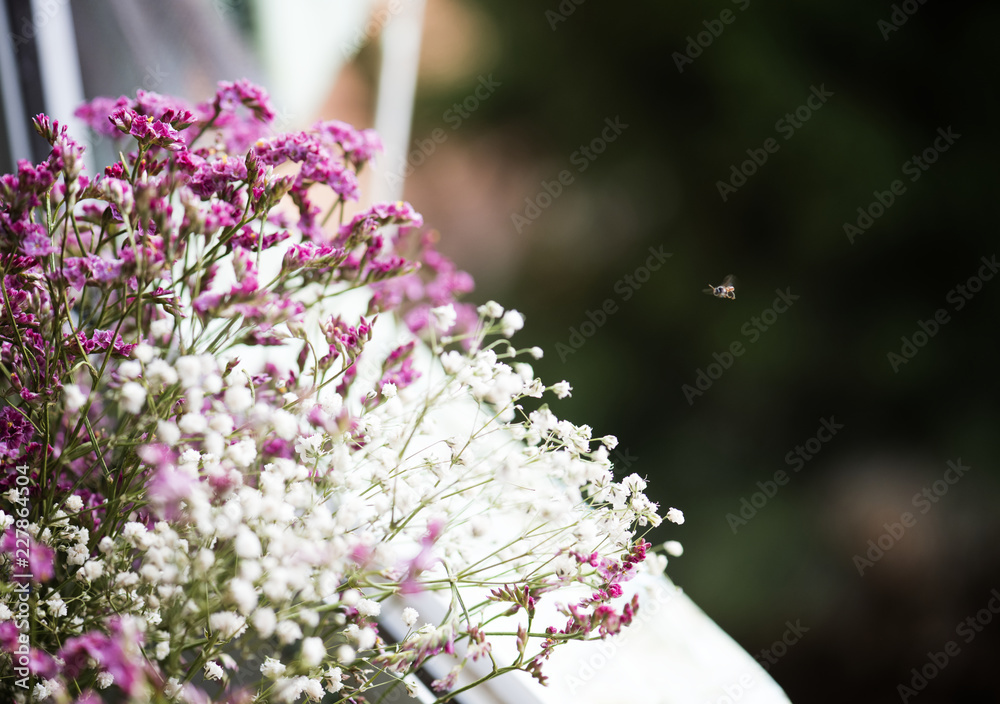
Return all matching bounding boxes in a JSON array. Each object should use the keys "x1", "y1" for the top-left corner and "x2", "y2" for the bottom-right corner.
[
  {"x1": 0, "y1": 406, "x2": 32, "y2": 458},
  {"x1": 211, "y1": 79, "x2": 276, "y2": 124},
  {"x1": 59, "y1": 620, "x2": 145, "y2": 695}
]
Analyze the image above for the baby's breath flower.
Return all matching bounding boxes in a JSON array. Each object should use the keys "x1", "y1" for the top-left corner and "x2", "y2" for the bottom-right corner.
[
  {"x1": 261, "y1": 656, "x2": 286, "y2": 679},
  {"x1": 552, "y1": 380, "x2": 572, "y2": 399},
  {"x1": 64, "y1": 384, "x2": 87, "y2": 412},
  {"x1": 499, "y1": 309, "x2": 524, "y2": 337},
  {"x1": 204, "y1": 661, "x2": 224, "y2": 681},
  {"x1": 120, "y1": 382, "x2": 147, "y2": 414},
  {"x1": 300, "y1": 637, "x2": 326, "y2": 667},
  {"x1": 477, "y1": 300, "x2": 504, "y2": 318}
]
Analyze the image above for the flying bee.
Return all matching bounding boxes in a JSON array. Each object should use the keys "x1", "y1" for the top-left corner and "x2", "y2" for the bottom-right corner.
[{"x1": 704, "y1": 274, "x2": 737, "y2": 300}]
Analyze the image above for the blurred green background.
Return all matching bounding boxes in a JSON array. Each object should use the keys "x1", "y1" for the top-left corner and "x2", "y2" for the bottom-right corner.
[{"x1": 404, "y1": 0, "x2": 1000, "y2": 701}]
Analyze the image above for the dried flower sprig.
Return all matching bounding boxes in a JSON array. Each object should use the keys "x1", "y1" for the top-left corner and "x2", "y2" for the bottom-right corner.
[{"x1": 0, "y1": 80, "x2": 682, "y2": 704}]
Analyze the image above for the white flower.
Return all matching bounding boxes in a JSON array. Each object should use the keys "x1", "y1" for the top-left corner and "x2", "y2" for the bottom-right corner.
[
  {"x1": 122, "y1": 522, "x2": 149, "y2": 547},
  {"x1": 133, "y1": 342, "x2": 154, "y2": 363},
  {"x1": 336, "y1": 644, "x2": 356, "y2": 665},
  {"x1": 146, "y1": 359, "x2": 178, "y2": 386},
  {"x1": 95, "y1": 671, "x2": 114, "y2": 689},
  {"x1": 431, "y1": 303, "x2": 457, "y2": 331},
  {"x1": 209, "y1": 413, "x2": 235, "y2": 434},
  {"x1": 228, "y1": 578, "x2": 259, "y2": 615},
  {"x1": 272, "y1": 409, "x2": 298, "y2": 440},
  {"x1": 295, "y1": 434, "x2": 323, "y2": 458},
  {"x1": 150, "y1": 317, "x2": 174, "y2": 339},
  {"x1": 175, "y1": 356, "x2": 202, "y2": 387},
  {"x1": 155, "y1": 640, "x2": 170, "y2": 660},
  {"x1": 157, "y1": 420, "x2": 181, "y2": 446},
  {"x1": 441, "y1": 350, "x2": 465, "y2": 374},
  {"x1": 261, "y1": 656, "x2": 286, "y2": 679},
  {"x1": 552, "y1": 380, "x2": 572, "y2": 399},
  {"x1": 64, "y1": 384, "x2": 87, "y2": 412},
  {"x1": 324, "y1": 666, "x2": 344, "y2": 693},
  {"x1": 119, "y1": 360, "x2": 142, "y2": 380},
  {"x1": 178, "y1": 413, "x2": 207, "y2": 434},
  {"x1": 381, "y1": 381, "x2": 397, "y2": 398},
  {"x1": 252, "y1": 607, "x2": 277, "y2": 638},
  {"x1": 66, "y1": 544, "x2": 88, "y2": 566},
  {"x1": 356, "y1": 598, "x2": 381, "y2": 618},
  {"x1": 234, "y1": 526, "x2": 262, "y2": 559},
  {"x1": 204, "y1": 660, "x2": 224, "y2": 681},
  {"x1": 80, "y1": 559, "x2": 104, "y2": 581},
  {"x1": 209, "y1": 611, "x2": 247, "y2": 639},
  {"x1": 275, "y1": 619, "x2": 303, "y2": 644},
  {"x1": 196, "y1": 548, "x2": 215, "y2": 572},
  {"x1": 622, "y1": 473, "x2": 647, "y2": 493},
  {"x1": 401, "y1": 607, "x2": 419, "y2": 628},
  {"x1": 665, "y1": 540, "x2": 684, "y2": 557},
  {"x1": 478, "y1": 300, "x2": 504, "y2": 318},
  {"x1": 227, "y1": 438, "x2": 257, "y2": 468},
  {"x1": 120, "y1": 382, "x2": 146, "y2": 414},
  {"x1": 65, "y1": 494, "x2": 83, "y2": 512},
  {"x1": 529, "y1": 346, "x2": 544, "y2": 359},
  {"x1": 666, "y1": 507, "x2": 685, "y2": 525},
  {"x1": 345, "y1": 624, "x2": 376, "y2": 650},
  {"x1": 300, "y1": 636, "x2": 326, "y2": 667},
  {"x1": 224, "y1": 385, "x2": 253, "y2": 412},
  {"x1": 45, "y1": 595, "x2": 67, "y2": 617},
  {"x1": 203, "y1": 373, "x2": 223, "y2": 394},
  {"x1": 164, "y1": 677, "x2": 182, "y2": 698},
  {"x1": 499, "y1": 309, "x2": 524, "y2": 337}
]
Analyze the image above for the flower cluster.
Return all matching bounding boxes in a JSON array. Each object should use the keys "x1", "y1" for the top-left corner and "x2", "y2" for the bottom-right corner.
[{"x1": 0, "y1": 81, "x2": 682, "y2": 703}]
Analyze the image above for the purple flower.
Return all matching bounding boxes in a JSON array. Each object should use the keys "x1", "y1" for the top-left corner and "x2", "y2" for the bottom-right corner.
[
  {"x1": 211, "y1": 79, "x2": 276, "y2": 124},
  {"x1": 134, "y1": 89, "x2": 196, "y2": 128},
  {"x1": 189, "y1": 157, "x2": 249, "y2": 199},
  {"x1": 315, "y1": 120, "x2": 383, "y2": 164},
  {"x1": 18, "y1": 223, "x2": 55, "y2": 257},
  {"x1": 109, "y1": 107, "x2": 184, "y2": 150},
  {"x1": 0, "y1": 529, "x2": 54, "y2": 582},
  {"x1": 148, "y1": 465, "x2": 197, "y2": 520},
  {"x1": 0, "y1": 406, "x2": 32, "y2": 459},
  {"x1": 74, "y1": 95, "x2": 131, "y2": 136},
  {"x1": 59, "y1": 620, "x2": 145, "y2": 695}
]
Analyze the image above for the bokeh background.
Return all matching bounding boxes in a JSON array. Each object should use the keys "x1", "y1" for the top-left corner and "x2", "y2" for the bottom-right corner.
[{"x1": 8, "y1": 0, "x2": 1000, "y2": 700}]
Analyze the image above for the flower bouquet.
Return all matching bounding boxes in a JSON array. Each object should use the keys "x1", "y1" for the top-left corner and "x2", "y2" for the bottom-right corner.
[{"x1": 0, "y1": 80, "x2": 681, "y2": 703}]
